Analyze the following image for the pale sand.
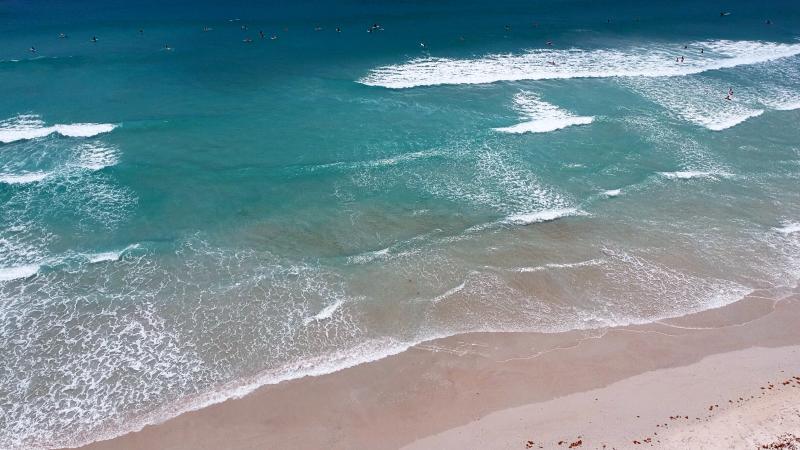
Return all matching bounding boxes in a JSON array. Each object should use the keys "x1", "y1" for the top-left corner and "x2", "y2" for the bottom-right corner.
[{"x1": 78, "y1": 285, "x2": 800, "y2": 450}]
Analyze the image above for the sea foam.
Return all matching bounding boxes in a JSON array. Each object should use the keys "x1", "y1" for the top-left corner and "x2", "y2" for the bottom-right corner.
[
  {"x1": 359, "y1": 40, "x2": 800, "y2": 89},
  {"x1": 0, "y1": 264, "x2": 40, "y2": 281},
  {"x1": 0, "y1": 171, "x2": 50, "y2": 184},
  {"x1": 0, "y1": 115, "x2": 117, "y2": 144},
  {"x1": 493, "y1": 91, "x2": 593, "y2": 134}
]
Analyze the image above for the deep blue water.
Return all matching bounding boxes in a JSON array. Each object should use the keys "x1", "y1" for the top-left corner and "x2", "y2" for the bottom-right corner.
[{"x1": 1, "y1": 1, "x2": 800, "y2": 447}]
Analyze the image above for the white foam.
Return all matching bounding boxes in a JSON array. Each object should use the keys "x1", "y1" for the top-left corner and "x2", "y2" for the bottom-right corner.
[
  {"x1": 0, "y1": 264, "x2": 40, "y2": 281},
  {"x1": 309, "y1": 149, "x2": 442, "y2": 172},
  {"x1": 775, "y1": 223, "x2": 800, "y2": 235},
  {"x1": 303, "y1": 299, "x2": 345, "y2": 324},
  {"x1": 75, "y1": 142, "x2": 120, "y2": 171},
  {"x1": 359, "y1": 40, "x2": 800, "y2": 88},
  {"x1": 0, "y1": 171, "x2": 49, "y2": 184},
  {"x1": 494, "y1": 91, "x2": 593, "y2": 134},
  {"x1": 0, "y1": 115, "x2": 117, "y2": 144},
  {"x1": 86, "y1": 245, "x2": 138, "y2": 264},
  {"x1": 430, "y1": 281, "x2": 467, "y2": 303},
  {"x1": 346, "y1": 247, "x2": 391, "y2": 265},
  {"x1": 510, "y1": 258, "x2": 604, "y2": 273},
  {"x1": 759, "y1": 87, "x2": 800, "y2": 111},
  {"x1": 602, "y1": 189, "x2": 622, "y2": 197},
  {"x1": 659, "y1": 170, "x2": 732, "y2": 180},
  {"x1": 502, "y1": 207, "x2": 582, "y2": 225},
  {"x1": 622, "y1": 76, "x2": 766, "y2": 131}
]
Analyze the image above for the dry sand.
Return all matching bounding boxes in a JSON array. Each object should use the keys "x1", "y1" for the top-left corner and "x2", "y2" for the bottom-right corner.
[{"x1": 78, "y1": 285, "x2": 800, "y2": 450}]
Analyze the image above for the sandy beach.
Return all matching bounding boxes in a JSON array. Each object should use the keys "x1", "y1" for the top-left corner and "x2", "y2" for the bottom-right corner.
[{"x1": 76, "y1": 284, "x2": 800, "y2": 450}]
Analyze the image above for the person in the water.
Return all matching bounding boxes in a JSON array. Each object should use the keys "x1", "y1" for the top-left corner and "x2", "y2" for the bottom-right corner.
[
  {"x1": 91, "y1": 36, "x2": 98, "y2": 42},
  {"x1": 29, "y1": 46, "x2": 37, "y2": 53},
  {"x1": 59, "y1": 33, "x2": 68, "y2": 39},
  {"x1": 725, "y1": 87, "x2": 734, "y2": 101}
]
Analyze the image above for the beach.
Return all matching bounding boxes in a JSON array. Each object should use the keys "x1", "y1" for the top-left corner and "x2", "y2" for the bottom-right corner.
[
  {"x1": 78, "y1": 285, "x2": 800, "y2": 449},
  {"x1": 2, "y1": 0, "x2": 800, "y2": 447}
]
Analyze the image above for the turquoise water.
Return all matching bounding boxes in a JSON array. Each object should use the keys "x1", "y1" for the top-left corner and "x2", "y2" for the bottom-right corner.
[{"x1": 1, "y1": 0, "x2": 800, "y2": 447}]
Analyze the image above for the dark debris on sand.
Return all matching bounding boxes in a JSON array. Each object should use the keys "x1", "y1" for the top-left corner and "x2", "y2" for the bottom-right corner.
[{"x1": 759, "y1": 433, "x2": 800, "y2": 449}]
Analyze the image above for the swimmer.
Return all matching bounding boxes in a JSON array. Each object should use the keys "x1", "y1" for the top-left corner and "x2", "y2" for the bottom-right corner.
[
  {"x1": 547, "y1": 60, "x2": 557, "y2": 66},
  {"x1": 243, "y1": 37, "x2": 253, "y2": 43},
  {"x1": 91, "y1": 36, "x2": 98, "y2": 42},
  {"x1": 700, "y1": 48, "x2": 704, "y2": 54},
  {"x1": 139, "y1": 29, "x2": 143, "y2": 35},
  {"x1": 163, "y1": 44, "x2": 173, "y2": 51},
  {"x1": 29, "y1": 46, "x2": 37, "y2": 53},
  {"x1": 259, "y1": 30, "x2": 265, "y2": 39},
  {"x1": 58, "y1": 33, "x2": 68, "y2": 39},
  {"x1": 419, "y1": 42, "x2": 425, "y2": 48},
  {"x1": 680, "y1": 56, "x2": 684, "y2": 62},
  {"x1": 546, "y1": 40, "x2": 553, "y2": 46},
  {"x1": 336, "y1": 27, "x2": 341, "y2": 33}
]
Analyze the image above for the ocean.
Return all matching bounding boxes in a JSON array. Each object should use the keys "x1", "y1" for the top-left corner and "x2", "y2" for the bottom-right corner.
[{"x1": 1, "y1": 0, "x2": 799, "y2": 447}]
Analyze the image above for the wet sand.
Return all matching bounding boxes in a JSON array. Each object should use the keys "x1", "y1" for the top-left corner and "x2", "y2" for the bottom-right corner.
[{"x1": 78, "y1": 284, "x2": 800, "y2": 450}]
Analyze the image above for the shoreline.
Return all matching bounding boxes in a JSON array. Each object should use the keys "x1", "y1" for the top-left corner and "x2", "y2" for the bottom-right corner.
[{"x1": 75, "y1": 283, "x2": 800, "y2": 449}]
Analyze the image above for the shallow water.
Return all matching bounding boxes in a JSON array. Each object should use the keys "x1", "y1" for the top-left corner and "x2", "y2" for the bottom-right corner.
[{"x1": 1, "y1": 0, "x2": 799, "y2": 447}]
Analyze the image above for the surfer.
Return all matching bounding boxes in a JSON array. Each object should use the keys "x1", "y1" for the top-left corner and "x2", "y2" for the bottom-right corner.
[{"x1": 163, "y1": 44, "x2": 173, "y2": 51}]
